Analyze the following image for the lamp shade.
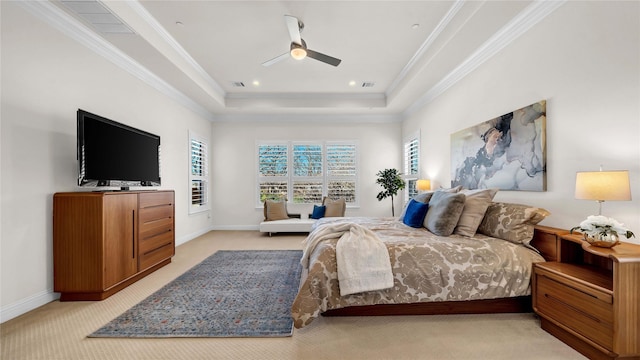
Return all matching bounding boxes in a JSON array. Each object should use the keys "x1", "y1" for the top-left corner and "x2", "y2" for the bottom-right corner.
[
  {"x1": 416, "y1": 179, "x2": 431, "y2": 191},
  {"x1": 575, "y1": 170, "x2": 631, "y2": 201}
]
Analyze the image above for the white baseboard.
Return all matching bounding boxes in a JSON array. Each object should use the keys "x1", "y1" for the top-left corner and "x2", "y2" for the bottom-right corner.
[
  {"x1": 1, "y1": 289, "x2": 59, "y2": 324},
  {"x1": 210, "y1": 225, "x2": 259, "y2": 231},
  {"x1": 175, "y1": 225, "x2": 216, "y2": 247}
]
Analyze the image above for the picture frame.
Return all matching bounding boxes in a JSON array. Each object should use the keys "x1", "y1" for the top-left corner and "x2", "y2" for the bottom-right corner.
[{"x1": 451, "y1": 100, "x2": 546, "y2": 191}]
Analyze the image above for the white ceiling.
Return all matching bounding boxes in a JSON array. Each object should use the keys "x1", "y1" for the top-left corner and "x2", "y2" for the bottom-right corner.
[{"x1": 41, "y1": 0, "x2": 563, "y2": 122}]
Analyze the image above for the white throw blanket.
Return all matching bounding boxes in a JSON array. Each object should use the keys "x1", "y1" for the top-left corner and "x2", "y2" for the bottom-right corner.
[{"x1": 301, "y1": 222, "x2": 393, "y2": 296}]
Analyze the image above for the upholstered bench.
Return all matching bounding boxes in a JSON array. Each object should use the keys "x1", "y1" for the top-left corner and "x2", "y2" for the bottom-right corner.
[
  {"x1": 259, "y1": 218, "x2": 316, "y2": 236},
  {"x1": 260, "y1": 197, "x2": 346, "y2": 236}
]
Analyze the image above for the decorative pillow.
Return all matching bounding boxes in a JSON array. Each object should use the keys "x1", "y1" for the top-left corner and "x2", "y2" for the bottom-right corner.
[
  {"x1": 423, "y1": 191, "x2": 467, "y2": 236},
  {"x1": 454, "y1": 188, "x2": 499, "y2": 237},
  {"x1": 264, "y1": 200, "x2": 289, "y2": 221},
  {"x1": 311, "y1": 205, "x2": 326, "y2": 219},
  {"x1": 477, "y1": 202, "x2": 550, "y2": 245},
  {"x1": 398, "y1": 191, "x2": 435, "y2": 219},
  {"x1": 398, "y1": 186, "x2": 461, "y2": 220},
  {"x1": 402, "y1": 199, "x2": 429, "y2": 228},
  {"x1": 323, "y1": 197, "x2": 346, "y2": 217}
]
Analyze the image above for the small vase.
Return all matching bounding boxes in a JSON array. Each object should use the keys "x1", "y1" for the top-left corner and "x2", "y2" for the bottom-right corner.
[{"x1": 584, "y1": 231, "x2": 620, "y2": 248}]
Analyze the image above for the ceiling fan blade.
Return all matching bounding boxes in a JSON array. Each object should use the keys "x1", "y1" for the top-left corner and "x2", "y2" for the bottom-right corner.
[
  {"x1": 262, "y1": 52, "x2": 289, "y2": 67},
  {"x1": 306, "y1": 49, "x2": 342, "y2": 67},
  {"x1": 284, "y1": 15, "x2": 302, "y2": 45}
]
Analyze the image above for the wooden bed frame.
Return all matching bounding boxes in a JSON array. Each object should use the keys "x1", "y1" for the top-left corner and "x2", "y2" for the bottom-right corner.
[{"x1": 322, "y1": 225, "x2": 567, "y2": 317}]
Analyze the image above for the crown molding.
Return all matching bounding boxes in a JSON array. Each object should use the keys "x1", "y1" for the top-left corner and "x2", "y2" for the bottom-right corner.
[
  {"x1": 120, "y1": 1, "x2": 226, "y2": 103},
  {"x1": 16, "y1": 1, "x2": 216, "y2": 121},
  {"x1": 386, "y1": 0, "x2": 465, "y2": 97},
  {"x1": 226, "y1": 92, "x2": 386, "y2": 109},
  {"x1": 403, "y1": 0, "x2": 566, "y2": 117},
  {"x1": 214, "y1": 113, "x2": 402, "y2": 124}
]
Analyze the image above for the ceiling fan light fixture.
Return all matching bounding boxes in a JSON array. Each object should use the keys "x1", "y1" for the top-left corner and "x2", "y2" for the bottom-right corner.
[
  {"x1": 290, "y1": 41, "x2": 307, "y2": 60},
  {"x1": 290, "y1": 47, "x2": 307, "y2": 60}
]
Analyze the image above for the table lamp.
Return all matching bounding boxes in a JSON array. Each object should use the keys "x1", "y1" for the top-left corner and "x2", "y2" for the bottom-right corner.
[
  {"x1": 416, "y1": 179, "x2": 431, "y2": 192},
  {"x1": 575, "y1": 169, "x2": 631, "y2": 215}
]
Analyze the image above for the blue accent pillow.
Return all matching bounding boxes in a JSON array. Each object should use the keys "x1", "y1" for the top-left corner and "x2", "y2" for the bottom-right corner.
[
  {"x1": 311, "y1": 205, "x2": 326, "y2": 219},
  {"x1": 402, "y1": 199, "x2": 429, "y2": 228}
]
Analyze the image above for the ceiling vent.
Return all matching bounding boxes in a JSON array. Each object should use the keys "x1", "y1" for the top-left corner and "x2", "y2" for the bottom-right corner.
[
  {"x1": 231, "y1": 82, "x2": 245, "y2": 87},
  {"x1": 61, "y1": 0, "x2": 134, "y2": 34},
  {"x1": 362, "y1": 82, "x2": 375, "y2": 88}
]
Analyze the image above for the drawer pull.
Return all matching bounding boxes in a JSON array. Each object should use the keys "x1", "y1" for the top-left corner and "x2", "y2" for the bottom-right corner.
[{"x1": 544, "y1": 293, "x2": 602, "y2": 323}]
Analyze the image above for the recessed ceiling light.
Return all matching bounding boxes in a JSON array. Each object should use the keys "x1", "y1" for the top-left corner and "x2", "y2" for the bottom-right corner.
[
  {"x1": 176, "y1": 21, "x2": 184, "y2": 27},
  {"x1": 411, "y1": 23, "x2": 420, "y2": 30},
  {"x1": 348, "y1": 80, "x2": 356, "y2": 87},
  {"x1": 253, "y1": 80, "x2": 260, "y2": 86}
]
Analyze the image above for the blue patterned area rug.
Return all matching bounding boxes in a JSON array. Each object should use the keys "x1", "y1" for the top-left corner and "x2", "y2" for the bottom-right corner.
[{"x1": 89, "y1": 250, "x2": 303, "y2": 338}]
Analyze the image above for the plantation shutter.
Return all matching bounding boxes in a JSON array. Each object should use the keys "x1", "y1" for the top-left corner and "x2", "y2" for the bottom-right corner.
[
  {"x1": 256, "y1": 141, "x2": 358, "y2": 206},
  {"x1": 326, "y1": 143, "x2": 357, "y2": 203},
  {"x1": 258, "y1": 144, "x2": 289, "y2": 202},
  {"x1": 189, "y1": 132, "x2": 209, "y2": 213},
  {"x1": 292, "y1": 144, "x2": 323, "y2": 203},
  {"x1": 403, "y1": 135, "x2": 419, "y2": 201}
]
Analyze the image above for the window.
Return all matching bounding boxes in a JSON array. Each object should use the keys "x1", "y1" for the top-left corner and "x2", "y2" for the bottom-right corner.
[
  {"x1": 189, "y1": 131, "x2": 209, "y2": 214},
  {"x1": 292, "y1": 143, "x2": 323, "y2": 203},
  {"x1": 258, "y1": 143, "x2": 289, "y2": 202},
  {"x1": 326, "y1": 143, "x2": 357, "y2": 203},
  {"x1": 257, "y1": 141, "x2": 358, "y2": 205},
  {"x1": 403, "y1": 133, "x2": 420, "y2": 202}
]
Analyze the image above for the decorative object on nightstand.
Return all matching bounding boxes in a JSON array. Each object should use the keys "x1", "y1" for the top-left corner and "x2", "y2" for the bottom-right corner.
[
  {"x1": 570, "y1": 215, "x2": 635, "y2": 248},
  {"x1": 574, "y1": 167, "x2": 631, "y2": 215}
]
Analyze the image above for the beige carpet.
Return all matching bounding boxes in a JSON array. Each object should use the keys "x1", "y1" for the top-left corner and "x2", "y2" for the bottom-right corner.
[{"x1": 1, "y1": 230, "x2": 585, "y2": 360}]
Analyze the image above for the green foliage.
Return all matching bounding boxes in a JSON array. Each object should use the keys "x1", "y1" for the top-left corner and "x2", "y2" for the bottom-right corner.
[{"x1": 376, "y1": 168, "x2": 406, "y2": 216}]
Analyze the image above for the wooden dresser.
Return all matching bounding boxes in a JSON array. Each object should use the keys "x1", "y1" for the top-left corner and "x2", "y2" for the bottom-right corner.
[
  {"x1": 53, "y1": 190, "x2": 175, "y2": 301},
  {"x1": 532, "y1": 233, "x2": 640, "y2": 359}
]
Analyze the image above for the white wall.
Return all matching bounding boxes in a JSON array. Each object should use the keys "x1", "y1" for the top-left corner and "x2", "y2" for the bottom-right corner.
[
  {"x1": 1, "y1": 3, "x2": 214, "y2": 322},
  {"x1": 402, "y1": 1, "x2": 640, "y2": 244},
  {"x1": 210, "y1": 121, "x2": 402, "y2": 228}
]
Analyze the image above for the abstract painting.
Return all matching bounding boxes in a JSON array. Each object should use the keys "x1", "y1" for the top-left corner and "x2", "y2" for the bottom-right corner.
[{"x1": 451, "y1": 100, "x2": 546, "y2": 191}]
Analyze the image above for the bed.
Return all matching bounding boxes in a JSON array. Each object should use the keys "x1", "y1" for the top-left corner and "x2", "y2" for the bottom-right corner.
[{"x1": 291, "y1": 191, "x2": 559, "y2": 329}]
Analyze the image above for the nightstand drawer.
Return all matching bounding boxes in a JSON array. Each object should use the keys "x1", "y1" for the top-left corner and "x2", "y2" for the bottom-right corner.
[{"x1": 535, "y1": 269, "x2": 613, "y2": 349}]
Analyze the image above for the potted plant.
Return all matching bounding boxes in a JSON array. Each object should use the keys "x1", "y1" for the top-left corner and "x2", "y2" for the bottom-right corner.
[{"x1": 376, "y1": 168, "x2": 406, "y2": 216}]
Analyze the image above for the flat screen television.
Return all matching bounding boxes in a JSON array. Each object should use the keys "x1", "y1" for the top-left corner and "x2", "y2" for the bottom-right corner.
[{"x1": 77, "y1": 109, "x2": 161, "y2": 190}]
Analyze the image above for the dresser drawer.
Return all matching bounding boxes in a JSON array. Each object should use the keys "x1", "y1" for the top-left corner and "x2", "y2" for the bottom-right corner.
[
  {"x1": 535, "y1": 268, "x2": 613, "y2": 349},
  {"x1": 139, "y1": 191, "x2": 173, "y2": 209},
  {"x1": 139, "y1": 229, "x2": 173, "y2": 254},
  {"x1": 139, "y1": 241, "x2": 173, "y2": 271},
  {"x1": 139, "y1": 203, "x2": 173, "y2": 222},
  {"x1": 139, "y1": 206, "x2": 173, "y2": 232}
]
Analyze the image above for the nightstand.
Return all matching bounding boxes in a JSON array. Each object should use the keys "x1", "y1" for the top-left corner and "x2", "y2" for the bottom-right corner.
[{"x1": 532, "y1": 233, "x2": 640, "y2": 359}]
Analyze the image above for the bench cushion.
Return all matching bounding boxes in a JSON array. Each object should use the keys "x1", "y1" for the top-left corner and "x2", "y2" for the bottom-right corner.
[{"x1": 259, "y1": 218, "x2": 316, "y2": 233}]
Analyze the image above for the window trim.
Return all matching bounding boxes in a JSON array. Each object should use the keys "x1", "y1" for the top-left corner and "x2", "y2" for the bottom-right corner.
[{"x1": 189, "y1": 130, "x2": 210, "y2": 215}]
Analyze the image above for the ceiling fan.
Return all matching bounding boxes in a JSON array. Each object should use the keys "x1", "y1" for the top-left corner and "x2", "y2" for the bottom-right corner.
[{"x1": 262, "y1": 15, "x2": 342, "y2": 67}]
